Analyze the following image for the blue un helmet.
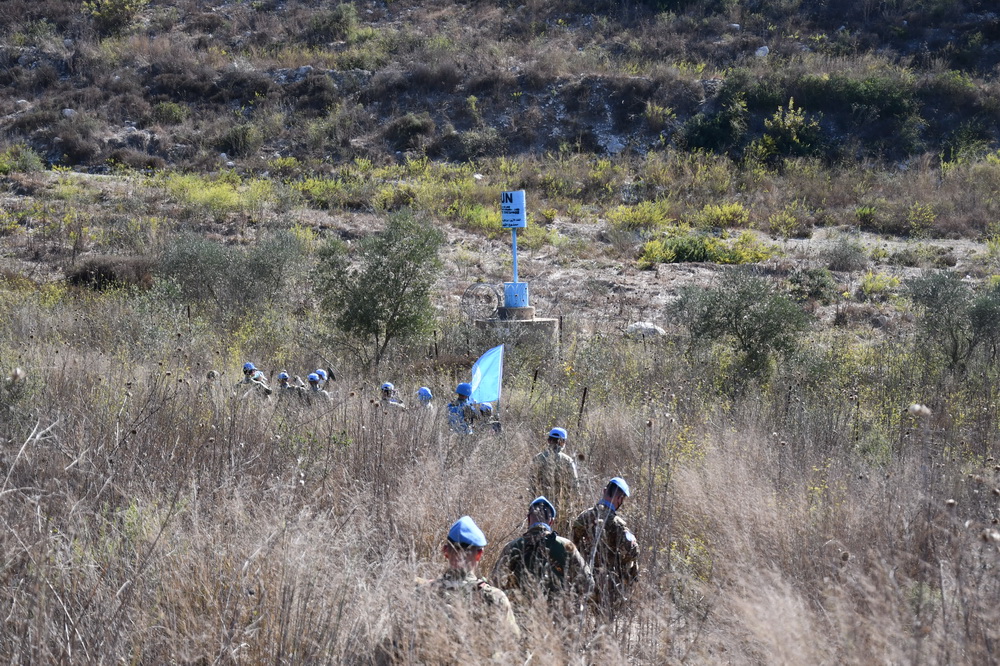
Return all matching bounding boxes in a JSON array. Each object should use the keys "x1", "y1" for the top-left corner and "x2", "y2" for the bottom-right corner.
[
  {"x1": 315, "y1": 369, "x2": 327, "y2": 381},
  {"x1": 530, "y1": 496, "x2": 557, "y2": 521},
  {"x1": 447, "y1": 516, "x2": 487, "y2": 548},
  {"x1": 608, "y1": 477, "x2": 631, "y2": 498},
  {"x1": 243, "y1": 362, "x2": 256, "y2": 372},
  {"x1": 277, "y1": 371, "x2": 289, "y2": 380},
  {"x1": 381, "y1": 382, "x2": 395, "y2": 392},
  {"x1": 479, "y1": 402, "x2": 493, "y2": 414},
  {"x1": 548, "y1": 427, "x2": 568, "y2": 440},
  {"x1": 307, "y1": 373, "x2": 320, "y2": 383},
  {"x1": 455, "y1": 382, "x2": 473, "y2": 397},
  {"x1": 417, "y1": 386, "x2": 433, "y2": 402}
]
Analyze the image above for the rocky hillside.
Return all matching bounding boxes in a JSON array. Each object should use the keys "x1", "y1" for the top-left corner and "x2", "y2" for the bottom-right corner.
[{"x1": 1, "y1": 0, "x2": 999, "y2": 173}]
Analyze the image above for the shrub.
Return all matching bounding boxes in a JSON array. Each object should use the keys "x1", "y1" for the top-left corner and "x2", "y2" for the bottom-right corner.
[
  {"x1": 83, "y1": 0, "x2": 149, "y2": 35},
  {"x1": 639, "y1": 229, "x2": 775, "y2": 267},
  {"x1": 858, "y1": 270, "x2": 901, "y2": 302},
  {"x1": 607, "y1": 200, "x2": 672, "y2": 232},
  {"x1": 0, "y1": 144, "x2": 43, "y2": 174},
  {"x1": 669, "y1": 269, "x2": 811, "y2": 379},
  {"x1": 215, "y1": 123, "x2": 265, "y2": 158},
  {"x1": 306, "y1": 3, "x2": 360, "y2": 45},
  {"x1": 151, "y1": 101, "x2": 188, "y2": 125},
  {"x1": 788, "y1": 267, "x2": 837, "y2": 304},
  {"x1": 677, "y1": 94, "x2": 749, "y2": 154},
  {"x1": 906, "y1": 271, "x2": 975, "y2": 371},
  {"x1": 158, "y1": 231, "x2": 306, "y2": 314},
  {"x1": 691, "y1": 202, "x2": 750, "y2": 229},
  {"x1": 384, "y1": 113, "x2": 436, "y2": 152},
  {"x1": 824, "y1": 236, "x2": 869, "y2": 272}
]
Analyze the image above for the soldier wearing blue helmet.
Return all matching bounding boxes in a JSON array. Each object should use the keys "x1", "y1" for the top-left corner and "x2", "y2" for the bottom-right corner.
[
  {"x1": 237, "y1": 362, "x2": 271, "y2": 396},
  {"x1": 572, "y1": 477, "x2": 639, "y2": 617},
  {"x1": 447, "y1": 382, "x2": 477, "y2": 434},
  {"x1": 530, "y1": 427, "x2": 580, "y2": 534},
  {"x1": 491, "y1": 497, "x2": 591, "y2": 614},
  {"x1": 380, "y1": 381, "x2": 406, "y2": 409},
  {"x1": 425, "y1": 516, "x2": 520, "y2": 637},
  {"x1": 306, "y1": 372, "x2": 331, "y2": 402}
]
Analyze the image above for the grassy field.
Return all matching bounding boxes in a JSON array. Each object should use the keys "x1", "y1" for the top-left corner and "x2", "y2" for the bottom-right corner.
[{"x1": 2, "y1": 1, "x2": 1000, "y2": 663}]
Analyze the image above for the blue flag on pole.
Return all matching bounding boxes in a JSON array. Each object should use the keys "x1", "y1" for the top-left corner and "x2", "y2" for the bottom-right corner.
[{"x1": 470, "y1": 344, "x2": 504, "y2": 404}]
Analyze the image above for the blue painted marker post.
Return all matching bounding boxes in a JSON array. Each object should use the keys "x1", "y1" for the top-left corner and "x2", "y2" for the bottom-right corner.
[{"x1": 500, "y1": 190, "x2": 529, "y2": 309}]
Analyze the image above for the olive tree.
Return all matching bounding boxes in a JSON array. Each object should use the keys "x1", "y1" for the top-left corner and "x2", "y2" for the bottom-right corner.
[
  {"x1": 669, "y1": 268, "x2": 811, "y2": 380},
  {"x1": 316, "y1": 210, "x2": 444, "y2": 367}
]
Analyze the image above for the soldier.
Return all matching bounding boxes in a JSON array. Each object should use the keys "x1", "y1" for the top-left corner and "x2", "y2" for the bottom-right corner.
[
  {"x1": 530, "y1": 427, "x2": 580, "y2": 533},
  {"x1": 491, "y1": 497, "x2": 591, "y2": 615},
  {"x1": 314, "y1": 368, "x2": 328, "y2": 389},
  {"x1": 305, "y1": 372, "x2": 331, "y2": 403},
  {"x1": 478, "y1": 402, "x2": 502, "y2": 434},
  {"x1": 416, "y1": 386, "x2": 434, "y2": 406},
  {"x1": 447, "y1": 382, "x2": 477, "y2": 434},
  {"x1": 236, "y1": 362, "x2": 271, "y2": 395},
  {"x1": 572, "y1": 477, "x2": 639, "y2": 618},
  {"x1": 380, "y1": 382, "x2": 406, "y2": 409},
  {"x1": 275, "y1": 371, "x2": 306, "y2": 399},
  {"x1": 427, "y1": 516, "x2": 520, "y2": 637}
]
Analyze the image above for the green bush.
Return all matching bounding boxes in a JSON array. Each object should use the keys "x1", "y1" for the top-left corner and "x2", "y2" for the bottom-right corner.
[
  {"x1": 306, "y1": 4, "x2": 361, "y2": 44},
  {"x1": 158, "y1": 232, "x2": 306, "y2": 314},
  {"x1": 639, "y1": 230, "x2": 775, "y2": 267},
  {"x1": 384, "y1": 113, "x2": 436, "y2": 152},
  {"x1": 607, "y1": 200, "x2": 672, "y2": 232},
  {"x1": 789, "y1": 267, "x2": 838, "y2": 304},
  {"x1": 0, "y1": 144, "x2": 44, "y2": 175},
  {"x1": 83, "y1": 0, "x2": 149, "y2": 35},
  {"x1": 669, "y1": 269, "x2": 811, "y2": 379},
  {"x1": 151, "y1": 102, "x2": 189, "y2": 125},
  {"x1": 216, "y1": 123, "x2": 265, "y2": 158},
  {"x1": 824, "y1": 236, "x2": 869, "y2": 272},
  {"x1": 677, "y1": 94, "x2": 749, "y2": 154},
  {"x1": 691, "y1": 202, "x2": 750, "y2": 229}
]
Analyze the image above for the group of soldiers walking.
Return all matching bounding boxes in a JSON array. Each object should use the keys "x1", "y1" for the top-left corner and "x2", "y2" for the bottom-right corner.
[
  {"x1": 236, "y1": 362, "x2": 503, "y2": 433},
  {"x1": 238, "y1": 361, "x2": 638, "y2": 639},
  {"x1": 424, "y1": 427, "x2": 639, "y2": 639}
]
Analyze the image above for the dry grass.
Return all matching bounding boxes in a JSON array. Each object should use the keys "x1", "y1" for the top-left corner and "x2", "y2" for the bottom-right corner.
[{"x1": 2, "y1": 281, "x2": 998, "y2": 664}]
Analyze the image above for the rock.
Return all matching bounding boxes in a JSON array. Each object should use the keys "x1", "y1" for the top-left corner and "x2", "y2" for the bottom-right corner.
[
  {"x1": 626, "y1": 322, "x2": 666, "y2": 338},
  {"x1": 755, "y1": 46, "x2": 770, "y2": 57}
]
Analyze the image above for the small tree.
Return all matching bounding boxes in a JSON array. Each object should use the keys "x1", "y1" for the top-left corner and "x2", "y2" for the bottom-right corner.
[
  {"x1": 317, "y1": 210, "x2": 444, "y2": 367},
  {"x1": 906, "y1": 271, "x2": 974, "y2": 371},
  {"x1": 670, "y1": 269, "x2": 810, "y2": 379}
]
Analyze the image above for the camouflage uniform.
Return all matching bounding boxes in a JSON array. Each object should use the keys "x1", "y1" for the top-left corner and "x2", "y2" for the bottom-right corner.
[
  {"x1": 530, "y1": 449, "x2": 580, "y2": 531},
  {"x1": 236, "y1": 370, "x2": 271, "y2": 396},
  {"x1": 572, "y1": 501, "x2": 639, "y2": 613},
  {"x1": 380, "y1": 396, "x2": 406, "y2": 410},
  {"x1": 427, "y1": 568, "x2": 521, "y2": 637},
  {"x1": 491, "y1": 523, "x2": 592, "y2": 612},
  {"x1": 307, "y1": 386, "x2": 332, "y2": 404},
  {"x1": 447, "y1": 397, "x2": 478, "y2": 435}
]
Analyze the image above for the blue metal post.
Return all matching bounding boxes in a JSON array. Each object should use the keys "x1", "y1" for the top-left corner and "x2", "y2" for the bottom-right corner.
[{"x1": 511, "y1": 228, "x2": 519, "y2": 285}]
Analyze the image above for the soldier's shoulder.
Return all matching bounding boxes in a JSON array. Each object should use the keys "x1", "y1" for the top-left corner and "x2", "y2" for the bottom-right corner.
[
  {"x1": 474, "y1": 578, "x2": 510, "y2": 604},
  {"x1": 554, "y1": 533, "x2": 577, "y2": 550}
]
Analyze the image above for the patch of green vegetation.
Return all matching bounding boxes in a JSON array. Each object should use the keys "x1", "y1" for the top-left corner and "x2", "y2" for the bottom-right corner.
[{"x1": 639, "y1": 228, "x2": 776, "y2": 267}]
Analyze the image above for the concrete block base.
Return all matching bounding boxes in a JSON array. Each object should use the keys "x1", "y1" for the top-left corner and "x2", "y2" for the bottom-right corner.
[{"x1": 474, "y1": 317, "x2": 560, "y2": 347}]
